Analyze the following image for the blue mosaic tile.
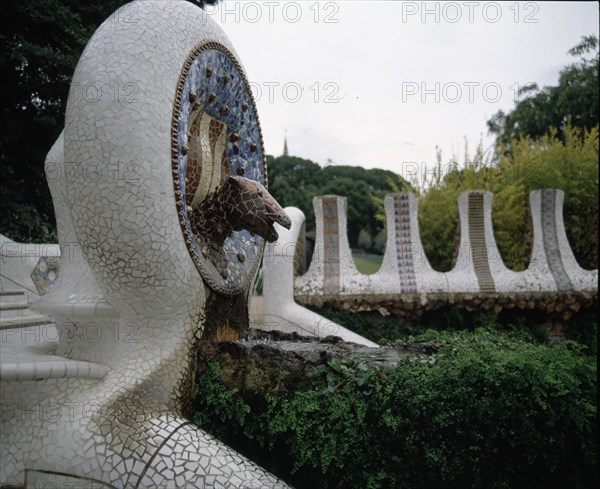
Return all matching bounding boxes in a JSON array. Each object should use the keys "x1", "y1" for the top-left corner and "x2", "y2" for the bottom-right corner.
[
  {"x1": 30, "y1": 256, "x2": 61, "y2": 295},
  {"x1": 173, "y1": 44, "x2": 266, "y2": 295}
]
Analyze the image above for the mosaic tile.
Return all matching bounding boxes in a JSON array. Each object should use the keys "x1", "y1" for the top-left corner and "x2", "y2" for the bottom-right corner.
[
  {"x1": 173, "y1": 44, "x2": 281, "y2": 296},
  {"x1": 393, "y1": 194, "x2": 417, "y2": 293},
  {"x1": 1, "y1": 1, "x2": 291, "y2": 487},
  {"x1": 322, "y1": 196, "x2": 341, "y2": 294},
  {"x1": 30, "y1": 257, "x2": 61, "y2": 295},
  {"x1": 540, "y1": 189, "x2": 573, "y2": 291},
  {"x1": 291, "y1": 190, "x2": 595, "y2": 300},
  {"x1": 467, "y1": 192, "x2": 496, "y2": 293}
]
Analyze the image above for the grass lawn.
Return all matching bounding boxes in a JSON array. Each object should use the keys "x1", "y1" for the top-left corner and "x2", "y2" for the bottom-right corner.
[{"x1": 351, "y1": 250, "x2": 383, "y2": 274}]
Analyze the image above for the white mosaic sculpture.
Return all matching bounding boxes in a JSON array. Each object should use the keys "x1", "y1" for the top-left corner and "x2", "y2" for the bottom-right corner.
[
  {"x1": 262, "y1": 207, "x2": 378, "y2": 347},
  {"x1": 524, "y1": 189, "x2": 597, "y2": 292},
  {"x1": 444, "y1": 191, "x2": 526, "y2": 293},
  {"x1": 295, "y1": 196, "x2": 367, "y2": 297},
  {"x1": 1, "y1": 1, "x2": 290, "y2": 486}
]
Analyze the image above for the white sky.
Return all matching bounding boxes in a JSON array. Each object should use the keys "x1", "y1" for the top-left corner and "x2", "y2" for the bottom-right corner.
[{"x1": 207, "y1": 1, "x2": 599, "y2": 182}]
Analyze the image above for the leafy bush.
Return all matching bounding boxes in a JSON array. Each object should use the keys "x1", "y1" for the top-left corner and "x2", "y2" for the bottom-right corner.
[
  {"x1": 373, "y1": 124, "x2": 598, "y2": 271},
  {"x1": 192, "y1": 331, "x2": 597, "y2": 489},
  {"x1": 565, "y1": 307, "x2": 598, "y2": 356},
  {"x1": 311, "y1": 304, "x2": 555, "y2": 345}
]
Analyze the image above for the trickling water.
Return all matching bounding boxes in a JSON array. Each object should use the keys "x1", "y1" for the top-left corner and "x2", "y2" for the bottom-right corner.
[{"x1": 240, "y1": 329, "x2": 427, "y2": 368}]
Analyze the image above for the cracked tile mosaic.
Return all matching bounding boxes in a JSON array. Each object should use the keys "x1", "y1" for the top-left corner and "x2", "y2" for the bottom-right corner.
[
  {"x1": 294, "y1": 190, "x2": 596, "y2": 299},
  {"x1": 393, "y1": 194, "x2": 417, "y2": 293},
  {"x1": 541, "y1": 189, "x2": 573, "y2": 291},
  {"x1": 322, "y1": 196, "x2": 341, "y2": 294},
  {"x1": 467, "y1": 192, "x2": 496, "y2": 293},
  {"x1": 1, "y1": 1, "x2": 290, "y2": 487}
]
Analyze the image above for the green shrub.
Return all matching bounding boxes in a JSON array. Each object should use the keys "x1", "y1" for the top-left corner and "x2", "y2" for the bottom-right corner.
[
  {"x1": 312, "y1": 304, "x2": 554, "y2": 345},
  {"x1": 565, "y1": 307, "x2": 598, "y2": 356},
  {"x1": 192, "y1": 331, "x2": 597, "y2": 489}
]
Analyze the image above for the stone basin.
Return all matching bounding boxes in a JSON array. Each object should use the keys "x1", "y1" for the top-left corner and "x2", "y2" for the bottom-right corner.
[{"x1": 194, "y1": 329, "x2": 435, "y2": 399}]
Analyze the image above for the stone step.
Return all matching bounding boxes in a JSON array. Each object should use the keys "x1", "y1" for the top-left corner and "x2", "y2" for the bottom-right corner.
[
  {"x1": 0, "y1": 305, "x2": 35, "y2": 319},
  {"x1": 0, "y1": 290, "x2": 29, "y2": 307},
  {"x1": 0, "y1": 314, "x2": 52, "y2": 331},
  {"x1": 0, "y1": 301, "x2": 29, "y2": 311}
]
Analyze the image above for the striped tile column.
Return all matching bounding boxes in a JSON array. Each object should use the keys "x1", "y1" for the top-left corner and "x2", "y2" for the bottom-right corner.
[
  {"x1": 295, "y1": 196, "x2": 366, "y2": 296},
  {"x1": 523, "y1": 189, "x2": 597, "y2": 292},
  {"x1": 371, "y1": 193, "x2": 447, "y2": 294},
  {"x1": 446, "y1": 191, "x2": 523, "y2": 293},
  {"x1": 467, "y1": 192, "x2": 495, "y2": 292}
]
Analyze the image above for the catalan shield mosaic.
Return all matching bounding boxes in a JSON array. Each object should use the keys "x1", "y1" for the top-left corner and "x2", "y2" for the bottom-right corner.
[{"x1": 172, "y1": 43, "x2": 266, "y2": 295}]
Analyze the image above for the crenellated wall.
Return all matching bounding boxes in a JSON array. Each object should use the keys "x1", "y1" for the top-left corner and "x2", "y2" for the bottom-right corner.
[{"x1": 294, "y1": 190, "x2": 597, "y2": 319}]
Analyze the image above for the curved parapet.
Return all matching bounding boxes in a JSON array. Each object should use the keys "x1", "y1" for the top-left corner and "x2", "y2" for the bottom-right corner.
[
  {"x1": 522, "y1": 189, "x2": 597, "y2": 292},
  {"x1": 371, "y1": 193, "x2": 447, "y2": 294},
  {"x1": 295, "y1": 195, "x2": 368, "y2": 296},
  {"x1": 264, "y1": 207, "x2": 378, "y2": 347},
  {"x1": 288, "y1": 189, "x2": 595, "y2": 321},
  {"x1": 446, "y1": 191, "x2": 524, "y2": 293}
]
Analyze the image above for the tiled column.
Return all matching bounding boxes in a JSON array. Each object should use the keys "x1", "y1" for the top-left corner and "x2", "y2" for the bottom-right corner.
[
  {"x1": 295, "y1": 195, "x2": 367, "y2": 296},
  {"x1": 371, "y1": 193, "x2": 448, "y2": 294},
  {"x1": 522, "y1": 189, "x2": 597, "y2": 292},
  {"x1": 445, "y1": 190, "x2": 524, "y2": 293}
]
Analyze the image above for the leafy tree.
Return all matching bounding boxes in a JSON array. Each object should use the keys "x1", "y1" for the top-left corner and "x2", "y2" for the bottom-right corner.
[
  {"x1": 267, "y1": 155, "x2": 407, "y2": 247},
  {"x1": 488, "y1": 35, "x2": 599, "y2": 152},
  {"x1": 372, "y1": 228, "x2": 386, "y2": 254},
  {"x1": 492, "y1": 125, "x2": 598, "y2": 270},
  {"x1": 357, "y1": 228, "x2": 372, "y2": 251}
]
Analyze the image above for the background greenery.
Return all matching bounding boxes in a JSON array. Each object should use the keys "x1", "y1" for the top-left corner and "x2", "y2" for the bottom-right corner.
[
  {"x1": 266, "y1": 155, "x2": 408, "y2": 248},
  {"x1": 407, "y1": 124, "x2": 598, "y2": 272}
]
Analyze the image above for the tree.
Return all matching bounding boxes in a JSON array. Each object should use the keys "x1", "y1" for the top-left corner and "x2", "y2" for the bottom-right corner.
[
  {"x1": 267, "y1": 155, "x2": 408, "y2": 247},
  {"x1": 492, "y1": 125, "x2": 598, "y2": 270},
  {"x1": 357, "y1": 228, "x2": 373, "y2": 251},
  {"x1": 488, "y1": 35, "x2": 599, "y2": 152}
]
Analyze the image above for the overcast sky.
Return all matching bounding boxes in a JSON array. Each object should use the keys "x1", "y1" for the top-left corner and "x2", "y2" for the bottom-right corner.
[{"x1": 205, "y1": 1, "x2": 599, "y2": 181}]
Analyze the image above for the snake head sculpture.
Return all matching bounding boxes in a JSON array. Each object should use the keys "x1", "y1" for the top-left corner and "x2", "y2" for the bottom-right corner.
[{"x1": 224, "y1": 176, "x2": 292, "y2": 242}]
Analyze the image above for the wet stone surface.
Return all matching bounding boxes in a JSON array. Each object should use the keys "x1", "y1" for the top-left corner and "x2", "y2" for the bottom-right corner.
[{"x1": 194, "y1": 329, "x2": 432, "y2": 399}]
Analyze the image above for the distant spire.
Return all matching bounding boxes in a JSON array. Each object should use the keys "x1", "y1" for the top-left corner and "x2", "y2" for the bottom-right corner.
[{"x1": 283, "y1": 130, "x2": 289, "y2": 156}]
